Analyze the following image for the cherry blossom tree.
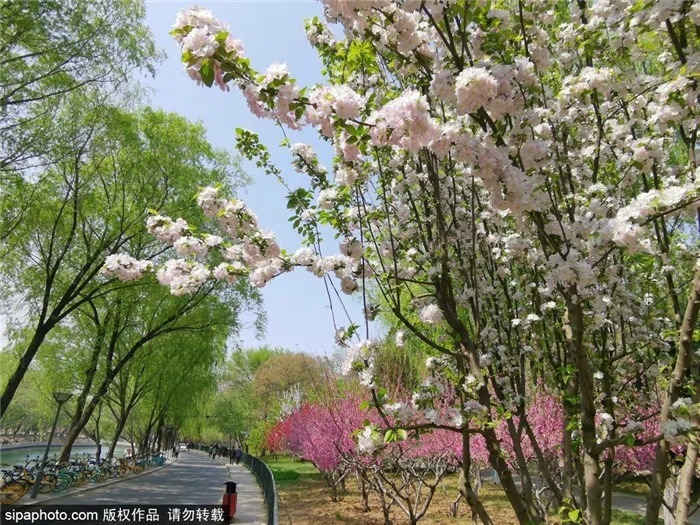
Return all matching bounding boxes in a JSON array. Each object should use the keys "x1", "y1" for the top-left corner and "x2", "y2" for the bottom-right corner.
[{"x1": 109, "y1": 3, "x2": 700, "y2": 524}]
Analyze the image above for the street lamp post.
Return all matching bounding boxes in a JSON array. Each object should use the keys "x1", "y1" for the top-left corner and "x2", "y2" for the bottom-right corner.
[{"x1": 30, "y1": 392, "x2": 72, "y2": 499}]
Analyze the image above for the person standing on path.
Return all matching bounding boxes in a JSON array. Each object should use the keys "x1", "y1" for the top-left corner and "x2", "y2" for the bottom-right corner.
[{"x1": 235, "y1": 448, "x2": 242, "y2": 465}]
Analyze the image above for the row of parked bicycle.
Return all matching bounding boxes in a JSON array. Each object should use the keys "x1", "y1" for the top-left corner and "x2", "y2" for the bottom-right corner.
[{"x1": 0, "y1": 452, "x2": 166, "y2": 505}]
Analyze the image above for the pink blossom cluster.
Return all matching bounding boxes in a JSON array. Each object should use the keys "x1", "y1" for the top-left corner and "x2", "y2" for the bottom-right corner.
[
  {"x1": 246, "y1": 63, "x2": 301, "y2": 128},
  {"x1": 290, "y1": 243, "x2": 364, "y2": 295},
  {"x1": 271, "y1": 395, "x2": 470, "y2": 470},
  {"x1": 419, "y1": 304, "x2": 442, "y2": 325},
  {"x1": 156, "y1": 259, "x2": 209, "y2": 296},
  {"x1": 497, "y1": 390, "x2": 563, "y2": 464},
  {"x1": 367, "y1": 89, "x2": 439, "y2": 153},
  {"x1": 304, "y1": 17, "x2": 335, "y2": 48},
  {"x1": 455, "y1": 67, "x2": 499, "y2": 115},
  {"x1": 194, "y1": 187, "x2": 284, "y2": 288},
  {"x1": 146, "y1": 215, "x2": 189, "y2": 244},
  {"x1": 103, "y1": 187, "x2": 281, "y2": 291},
  {"x1": 267, "y1": 388, "x2": 674, "y2": 480},
  {"x1": 305, "y1": 85, "x2": 364, "y2": 137},
  {"x1": 281, "y1": 397, "x2": 369, "y2": 471}
]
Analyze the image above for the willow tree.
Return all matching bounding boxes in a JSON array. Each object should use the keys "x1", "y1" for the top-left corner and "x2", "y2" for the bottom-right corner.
[
  {"x1": 118, "y1": 324, "x2": 229, "y2": 456},
  {"x1": 0, "y1": 96, "x2": 252, "y2": 415},
  {"x1": 0, "y1": 0, "x2": 160, "y2": 173}
]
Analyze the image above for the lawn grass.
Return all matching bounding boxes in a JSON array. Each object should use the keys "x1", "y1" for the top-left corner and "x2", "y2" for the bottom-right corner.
[
  {"x1": 610, "y1": 509, "x2": 651, "y2": 524},
  {"x1": 261, "y1": 455, "x2": 322, "y2": 485},
  {"x1": 614, "y1": 479, "x2": 650, "y2": 498}
]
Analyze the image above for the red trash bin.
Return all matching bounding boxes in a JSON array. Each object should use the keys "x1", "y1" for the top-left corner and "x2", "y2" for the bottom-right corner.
[{"x1": 222, "y1": 481, "x2": 238, "y2": 519}]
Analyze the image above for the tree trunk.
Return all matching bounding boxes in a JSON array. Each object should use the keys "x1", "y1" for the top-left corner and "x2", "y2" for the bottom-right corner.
[
  {"x1": 602, "y1": 455, "x2": 614, "y2": 525},
  {"x1": 375, "y1": 479, "x2": 393, "y2": 525},
  {"x1": 459, "y1": 428, "x2": 493, "y2": 525},
  {"x1": 646, "y1": 263, "x2": 700, "y2": 524},
  {"x1": 107, "y1": 415, "x2": 128, "y2": 460},
  {"x1": 674, "y1": 441, "x2": 697, "y2": 525},
  {"x1": 504, "y1": 417, "x2": 535, "y2": 508},
  {"x1": 476, "y1": 378, "x2": 543, "y2": 524},
  {"x1": 155, "y1": 423, "x2": 163, "y2": 452},
  {"x1": 663, "y1": 474, "x2": 679, "y2": 525},
  {"x1": 562, "y1": 408, "x2": 575, "y2": 504},
  {"x1": 59, "y1": 388, "x2": 104, "y2": 462},
  {"x1": 565, "y1": 295, "x2": 603, "y2": 525},
  {"x1": 91, "y1": 407, "x2": 102, "y2": 462},
  {"x1": 601, "y1": 356, "x2": 617, "y2": 525},
  {"x1": 358, "y1": 473, "x2": 370, "y2": 512},
  {"x1": 483, "y1": 424, "x2": 543, "y2": 523},
  {"x1": 381, "y1": 503, "x2": 392, "y2": 525},
  {"x1": 522, "y1": 417, "x2": 563, "y2": 507},
  {"x1": 1, "y1": 323, "x2": 53, "y2": 415},
  {"x1": 139, "y1": 426, "x2": 152, "y2": 455},
  {"x1": 59, "y1": 417, "x2": 86, "y2": 462},
  {"x1": 58, "y1": 322, "x2": 105, "y2": 462}
]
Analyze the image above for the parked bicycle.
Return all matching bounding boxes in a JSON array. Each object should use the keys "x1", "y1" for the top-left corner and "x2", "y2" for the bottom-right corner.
[{"x1": 0, "y1": 450, "x2": 167, "y2": 505}]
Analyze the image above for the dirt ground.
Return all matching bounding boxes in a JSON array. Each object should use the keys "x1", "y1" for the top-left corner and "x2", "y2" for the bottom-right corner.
[{"x1": 275, "y1": 473, "x2": 519, "y2": 525}]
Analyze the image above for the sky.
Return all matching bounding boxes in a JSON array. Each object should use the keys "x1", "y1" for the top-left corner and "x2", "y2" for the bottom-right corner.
[{"x1": 143, "y1": 1, "x2": 372, "y2": 357}]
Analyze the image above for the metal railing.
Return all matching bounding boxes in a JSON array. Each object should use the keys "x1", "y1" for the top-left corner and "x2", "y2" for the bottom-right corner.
[{"x1": 241, "y1": 452, "x2": 278, "y2": 525}]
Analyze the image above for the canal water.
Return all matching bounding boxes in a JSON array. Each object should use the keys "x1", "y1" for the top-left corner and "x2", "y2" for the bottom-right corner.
[{"x1": 0, "y1": 444, "x2": 127, "y2": 467}]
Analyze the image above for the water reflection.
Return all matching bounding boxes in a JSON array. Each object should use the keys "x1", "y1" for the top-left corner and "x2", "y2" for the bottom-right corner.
[{"x1": 0, "y1": 445, "x2": 127, "y2": 466}]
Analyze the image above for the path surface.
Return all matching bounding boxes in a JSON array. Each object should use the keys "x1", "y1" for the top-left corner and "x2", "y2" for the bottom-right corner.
[
  {"x1": 480, "y1": 469, "x2": 700, "y2": 523},
  {"x1": 611, "y1": 492, "x2": 700, "y2": 525},
  {"x1": 45, "y1": 451, "x2": 267, "y2": 524}
]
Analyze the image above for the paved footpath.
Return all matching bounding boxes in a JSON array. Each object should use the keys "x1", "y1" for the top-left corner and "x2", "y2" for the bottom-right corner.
[
  {"x1": 612, "y1": 492, "x2": 700, "y2": 525},
  {"x1": 30, "y1": 452, "x2": 267, "y2": 524}
]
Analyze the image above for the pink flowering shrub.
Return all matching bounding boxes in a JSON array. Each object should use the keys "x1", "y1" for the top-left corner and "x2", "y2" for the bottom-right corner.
[
  {"x1": 283, "y1": 397, "x2": 369, "y2": 471},
  {"x1": 497, "y1": 389, "x2": 564, "y2": 467}
]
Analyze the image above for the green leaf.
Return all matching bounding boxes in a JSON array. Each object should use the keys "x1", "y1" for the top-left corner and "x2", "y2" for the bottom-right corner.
[
  {"x1": 568, "y1": 509, "x2": 580, "y2": 522},
  {"x1": 200, "y1": 60, "x2": 214, "y2": 87}
]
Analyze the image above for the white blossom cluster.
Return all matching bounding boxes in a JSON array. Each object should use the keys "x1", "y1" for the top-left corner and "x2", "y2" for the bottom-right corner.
[
  {"x1": 102, "y1": 254, "x2": 153, "y2": 282},
  {"x1": 357, "y1": 425, "x2": 383, "y2": 454},
  {"x1": 171, "y1": 6, "x2": 244, "y2": 90},
  {"x1": 111, "y1": 4, "x2": 700, "y2": 503}
]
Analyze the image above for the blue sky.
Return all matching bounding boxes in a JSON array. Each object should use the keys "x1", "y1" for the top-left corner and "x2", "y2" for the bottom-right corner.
[{"x1": 144, "y1": 1, "x2": 370, "y2": 356}]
